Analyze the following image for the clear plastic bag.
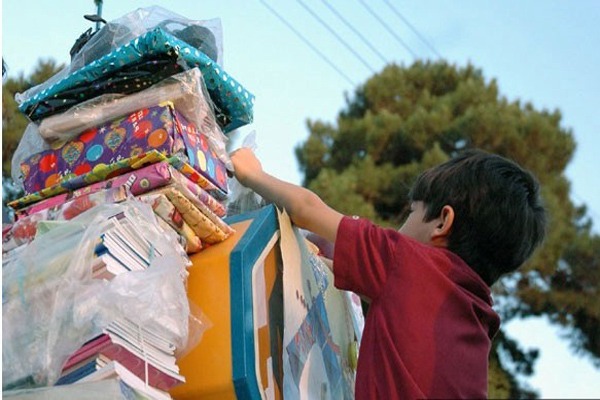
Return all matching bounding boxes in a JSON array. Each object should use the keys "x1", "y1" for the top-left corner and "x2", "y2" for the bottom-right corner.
[
  {"x1": 2, "y1": 200, "x2": 207, "y2": 388},
  {"x1": 15, "y1": 5, "x2": 223, "y2": 106}
]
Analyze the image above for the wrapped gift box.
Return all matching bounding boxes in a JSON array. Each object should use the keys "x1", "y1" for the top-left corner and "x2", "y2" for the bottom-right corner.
[
  {"x1": 9, "y1": 152, "x2": 227, "y2": 212},
  {"x1": 17, "y1": 28, "x2": 254, "y2": 133},
  {"x1": 13, "y1": 161, "x2": 174, "y2": 219},
  {"x1": 14, "y1": 161, "x2": 226, "y2": 221},
  {"x1": 10, "y1": 152, "x2": 165, "y2": 208},
  {"x1": 20, "y1": 103, "x2": 228, "y2": 195}
]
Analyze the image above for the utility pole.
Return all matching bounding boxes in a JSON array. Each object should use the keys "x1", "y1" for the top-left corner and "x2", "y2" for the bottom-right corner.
[{"x1": 94, "y1": 0, "x2": 104, "y2": 31}]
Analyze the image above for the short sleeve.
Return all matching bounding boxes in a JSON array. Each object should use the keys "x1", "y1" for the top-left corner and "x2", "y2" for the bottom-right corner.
[{"x1": 333, "y1": 216, "x2": 399, "y2": 301}]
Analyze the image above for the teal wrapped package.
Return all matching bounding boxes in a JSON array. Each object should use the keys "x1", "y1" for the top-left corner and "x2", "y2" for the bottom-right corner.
[{"x1": 17, "y1": 28, "x2": 254, "y2": 133}]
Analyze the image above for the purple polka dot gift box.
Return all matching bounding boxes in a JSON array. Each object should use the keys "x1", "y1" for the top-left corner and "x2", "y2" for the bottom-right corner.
[{"x1": 20, "y1": 102, "x2": 228, "y2": 195}]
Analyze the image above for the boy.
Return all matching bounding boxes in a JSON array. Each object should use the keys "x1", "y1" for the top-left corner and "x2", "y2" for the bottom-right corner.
[{"x1": 231, "y1": 148, "x2": 546, "y2": 399}]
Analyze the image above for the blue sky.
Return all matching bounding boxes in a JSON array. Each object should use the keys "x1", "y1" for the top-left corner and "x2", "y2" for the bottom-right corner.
[{"x1": 3, "y1": 0, "x2": 600, "y2": 397}]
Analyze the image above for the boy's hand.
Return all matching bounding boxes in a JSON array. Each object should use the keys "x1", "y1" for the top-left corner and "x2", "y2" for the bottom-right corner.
[
  {"x1": 230, "y1": 148, "x2": 263, "y2": 186},
  {"x1": 229, "y1": 146, "x2": 343, "y2": 244}
]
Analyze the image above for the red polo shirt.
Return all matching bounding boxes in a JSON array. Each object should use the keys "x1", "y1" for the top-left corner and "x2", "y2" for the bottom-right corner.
[{"x1": 334, "y1": 216, "x2": 499, "y2": 399}]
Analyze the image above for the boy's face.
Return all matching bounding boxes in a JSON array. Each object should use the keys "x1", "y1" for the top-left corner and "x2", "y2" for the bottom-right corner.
[{"x1": 398, "y1": 201, "x2": 441, "y2": 245}]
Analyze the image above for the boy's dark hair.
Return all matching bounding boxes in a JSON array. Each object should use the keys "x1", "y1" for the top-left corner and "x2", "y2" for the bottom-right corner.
[{"x1": 408, "y1": 149, "x2": 547, "y2": 286}]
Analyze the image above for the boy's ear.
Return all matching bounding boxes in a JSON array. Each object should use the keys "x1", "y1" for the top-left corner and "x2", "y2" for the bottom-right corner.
[{"x1": 431, "y1": 205, "x2": 454, "y2": 247}]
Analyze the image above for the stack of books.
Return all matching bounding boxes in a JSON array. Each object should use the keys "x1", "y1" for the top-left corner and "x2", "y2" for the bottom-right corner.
[
  {"x1": 53, "y1": 209, "x2": 189, "y2": 397},
  {"x1": 92, "y1": 212, "x2": 162, "y2": 279},
  {"x1": 57, "y1": 319, "x2": 184, "y2": 399}
]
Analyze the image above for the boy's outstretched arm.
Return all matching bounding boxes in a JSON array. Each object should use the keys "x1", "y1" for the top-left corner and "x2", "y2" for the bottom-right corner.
[{"x1": 231, "y1": 148, "x2": 344, "y2": 244}]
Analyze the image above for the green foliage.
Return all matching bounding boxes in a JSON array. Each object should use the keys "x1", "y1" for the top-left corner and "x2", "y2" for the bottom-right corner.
[
  {"x1": 489, "y1": 330, "x2": 539, "y2": 399},
  {"x1": 296, "y1": 60, "x2": 599, "y2": 395}
]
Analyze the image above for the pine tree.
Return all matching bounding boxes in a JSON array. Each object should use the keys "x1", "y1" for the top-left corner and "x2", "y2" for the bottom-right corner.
[{"x1": 295, "y1": 60, "x2": 599, "y2": 397}]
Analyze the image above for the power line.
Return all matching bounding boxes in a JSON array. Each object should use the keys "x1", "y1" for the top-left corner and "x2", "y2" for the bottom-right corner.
[
  {"x1": 296, "y1": 0, "x2": 377, "y2": 74},
  {"x1": 258, "y1": 0, "x2": 355, "y2": 86},
  {"x1": 320, "y1": 0, "x2": 389, "y2": 65},
  {"x1": 358, "y1": 0, "x2": 418, "y2": 59},
  {"x1": 383, "y1": 0, "x2": 442, "y2": 59}
]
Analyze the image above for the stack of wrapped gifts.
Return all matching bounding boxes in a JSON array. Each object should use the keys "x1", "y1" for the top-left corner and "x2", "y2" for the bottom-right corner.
[{"x1": 3, "y1": 6, "x2": 255, "y2": 399}]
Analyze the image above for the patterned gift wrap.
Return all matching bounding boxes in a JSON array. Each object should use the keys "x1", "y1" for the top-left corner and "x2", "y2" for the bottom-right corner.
[
  {"x1": 153, "y1": 187, "x2": 230, "y2": 245},
  {"x1": 138, "y1": 193, "x2": 203, "y2": 254},
  {"x1": 158, "y1": 183, "x2": 233, "y2": 239},
  {"x1": 167, "y1": 166, "x2": 227, "y2": 217},
  {"x1": 10, "y1": 152, "x2": 165, "y2": 209},
  {"x1": 20, "y1": 102, "x2": 228, "y2": 195},
  {"x1": 14, "y1": 161, "x2": 172, "y2": 219},
  {"x1": 14, "y1": 161, "x2": 226, "y2": 221},
  {"x1": 18, "y1": 28, "x2": 254, "y2": 133},
  {"x1": 167, "y1": 155, "x2": 228, "y2": 200},
  {"x1": 10, "y1": 151, "x2": 227, "y2": 211}
]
